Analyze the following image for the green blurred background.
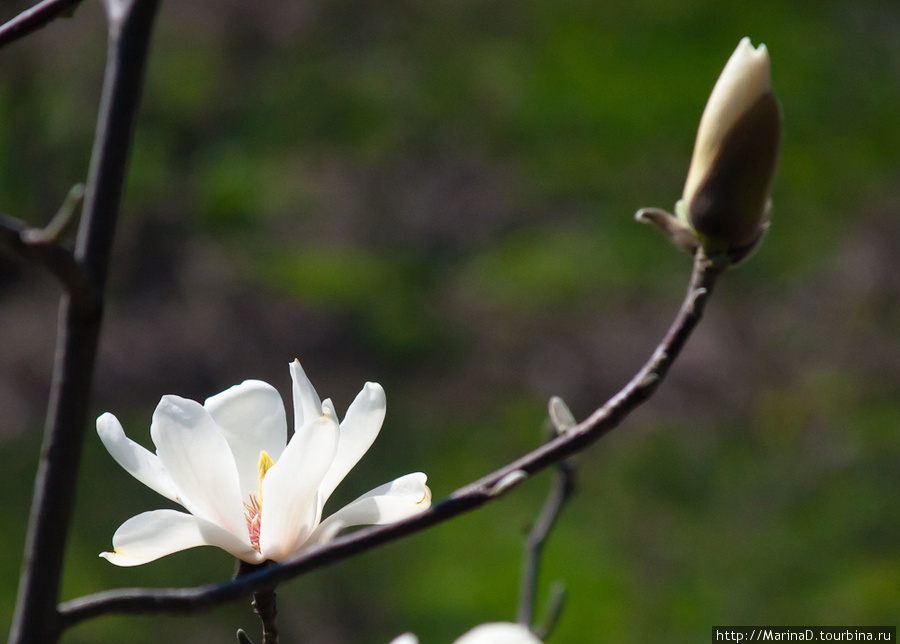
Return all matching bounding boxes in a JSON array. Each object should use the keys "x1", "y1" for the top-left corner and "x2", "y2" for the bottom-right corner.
[{"x1": 1, "y1": 0, "x2": 898, "y2": 642}]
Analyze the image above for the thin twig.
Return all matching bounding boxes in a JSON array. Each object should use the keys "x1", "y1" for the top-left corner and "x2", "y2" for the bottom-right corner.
[
  {"x1": 516, "y1": 396, "x2": 577, "y2": 631},
  {"x1": 8, "y1": 2, "x2": 161, "y2": 643},
  {"x1": 516, "y1": 460, "x2": 574, "y2": 629},
  {"x1": 0, "y1": 0, "x2": 85, "y2": 50},
  {"x1": 55, "y1": 250, "x2": 725, "y2": 629},
  {"x1": 533, "y1": 581, "x2": 566, "y2": 640},
  {"x1": 0, "y1": 186, "x2": 97, "y2": 309}
]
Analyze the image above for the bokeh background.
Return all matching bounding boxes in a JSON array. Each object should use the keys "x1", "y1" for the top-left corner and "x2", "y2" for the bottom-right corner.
[{"x1": 2, "y1": 1, "x2": 899, "y2": 642}]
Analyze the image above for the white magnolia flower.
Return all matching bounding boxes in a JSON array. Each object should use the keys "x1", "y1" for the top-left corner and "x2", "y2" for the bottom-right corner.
[
  {"x1": 98, "y1": 360, "x2": 431, "y2": 566},
  {"x1": 676, "y1": 37, "x2": 782, "y2": 258},
  {"x1": 391, "y1": 623, "x2": 543, "y2": 644}
]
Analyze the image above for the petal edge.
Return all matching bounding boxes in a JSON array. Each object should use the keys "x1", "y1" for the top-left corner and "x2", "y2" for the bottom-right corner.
[
  {"x1": 97, "y1": 412, "x2": 181, "y2": 503},
  {"x1": 100, "y1": 509, "x2": 260, "y2": 566}
]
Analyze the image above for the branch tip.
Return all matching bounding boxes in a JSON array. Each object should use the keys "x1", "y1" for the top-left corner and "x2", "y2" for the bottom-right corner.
[
  {"x1": 21, "y1": 183, "x2": 85, "y2": 246},
  {"x1": 533, "y1": 581, "x2": 567, "y2": 639}
]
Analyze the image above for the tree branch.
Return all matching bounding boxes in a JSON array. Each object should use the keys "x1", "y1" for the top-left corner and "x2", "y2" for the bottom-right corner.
[
  {"x1": 0, "y1": 0, "x2": 86, "y2": 50},
  {"x1": 56, "y1": 249, "x2": 725, "y2": 629},
  {"x1": 235, "y1": 562, "x2": 279, "y2": 644},
  {"x1": 516, "y1": 460, "x2": 574, "y2": 629},
  {"x1": 0, "y1": 186, "x2": 99, "y2": 310},
  {"x1": 8, "y1": 2, "x2": 161, "y2": 643}
]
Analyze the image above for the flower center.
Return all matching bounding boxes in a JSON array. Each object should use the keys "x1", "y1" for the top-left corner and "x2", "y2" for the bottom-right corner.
[{"x1": 244, "y1": 450, "x2": 274, "y2": 551}]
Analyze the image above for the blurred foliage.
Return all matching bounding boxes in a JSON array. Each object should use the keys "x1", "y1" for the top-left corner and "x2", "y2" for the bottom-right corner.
[{"x1": 2, "y1": 0, "x2": 900, "y2": 643}]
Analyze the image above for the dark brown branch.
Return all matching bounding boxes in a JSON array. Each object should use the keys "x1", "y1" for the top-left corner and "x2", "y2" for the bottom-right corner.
[
  {"x1": 235, "y1": 561, "x2": 278, "y2": 644},
  {"x1": 56, "y1": 250, "x2": 725, "y2": 629},
  {"x1": 8, "y1": 2, "x2": 161, "y2": 643},
  {"x1": 251, "y1": 589, "x2": 279, "y2": 644},
  {"x1": 0, "y1": 0, "x2": 85, "y2": 50},
  {"x1": 0, "y1": 186, "x2": 99, "y2": 311}
]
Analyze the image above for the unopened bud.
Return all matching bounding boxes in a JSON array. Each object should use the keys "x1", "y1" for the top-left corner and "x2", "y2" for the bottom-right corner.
[
  {"x1": 677, "y1": 37, "x2": 782, "y2": 261},
  {"x1": 636, "y1": 38, "x2": 782, "y2": 265}
]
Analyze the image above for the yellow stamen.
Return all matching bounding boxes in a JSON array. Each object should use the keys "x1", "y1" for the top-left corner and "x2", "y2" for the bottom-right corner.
[
  {"x1": 257, "y1": 450, "x2": 274, "y2": 502},
  {"x1": 245, "y1": 450, "x2": 275, "y2": 552}
]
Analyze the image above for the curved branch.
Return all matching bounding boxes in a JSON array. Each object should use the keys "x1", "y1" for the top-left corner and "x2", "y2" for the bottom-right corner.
[
  {"x1": 56, "y1": 250, "x2": 725, "y2": 629},
  {"x1": 0, "y1": 0, "x2": 86, "y2": 50}
]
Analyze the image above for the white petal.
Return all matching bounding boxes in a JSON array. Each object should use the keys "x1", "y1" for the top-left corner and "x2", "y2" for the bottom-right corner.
[
  {"x1": 389, "y1": 635, "x2": 419, "y2": 644},
  {"x1": 100, "y1": 509, "x2": 261, "y2": 566},
  {"x1": 454, "y1": 623, "x2": 543, "y2": 644},
  {"x1": 289, "y1": 359, "x2": 322, "y2": 428},
  {"x1": 308, "y1": 472, "x2": 431, "y2": 546},
  {"x1": 150, "y1": 396, "x2": 246, "y2": 538},
  {"x1": 258, "y1": 414, "x2": 340, "y2": 561},
  {"x1": 96, "y1": 413, "x2": 181, "y2": 504},
  {"x1": 204, "y1": 380, "x2": 288, "y2": 497},
  {"x1": 684, "y1": 38, "x2": 772, "y2": 205},
  {"x1": 319, "y1": 382, "x2": 386, "y2": 504}
]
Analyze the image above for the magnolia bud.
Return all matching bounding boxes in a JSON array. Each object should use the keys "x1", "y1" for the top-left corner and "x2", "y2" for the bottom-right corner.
[{"x1": 676, "y1": 37, "x2": 782, "y2": 261}]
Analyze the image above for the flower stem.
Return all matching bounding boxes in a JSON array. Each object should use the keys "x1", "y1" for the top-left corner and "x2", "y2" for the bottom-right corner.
[
  {"x1": 237, "y1": 561, "x2": 278, "y2": 644},
  {"x1": 252, "y1": 588, "x2": 278, "y2": 644}
]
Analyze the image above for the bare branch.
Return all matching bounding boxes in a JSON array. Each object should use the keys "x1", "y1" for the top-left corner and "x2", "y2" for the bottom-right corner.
[
  {"x1": 516, "y1": 398, "x2": 577, "y2": 631},
  {"x1": 8, "y1": 2, "x2": 161, "y2": 643},
  {"x1": 0, "y1": 0, "x2": 85, "y2": 50},
  {"x1": 251, "y1": 589, "x2": 279, "y2": 644},
  {"x1": 0, "y1": 186, "x2": 99, "y2": 310},
  {"x1": 516, "y1": 459, "x2": 574, "y2": 629},
  {"x1": 235, "y1": 561, "x2": 279, "y2": 644},
  {"x1": 533, "y1": 581, "x2": 566, "y2": 640},
  {"x1": 56, "y1": 250, "x2": 725, "y2": 629}
]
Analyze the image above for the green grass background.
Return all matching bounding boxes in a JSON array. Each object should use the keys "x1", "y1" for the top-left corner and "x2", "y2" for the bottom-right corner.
[{"x1": 1, "y1": 0, "x2": 898, "y2": 642}]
